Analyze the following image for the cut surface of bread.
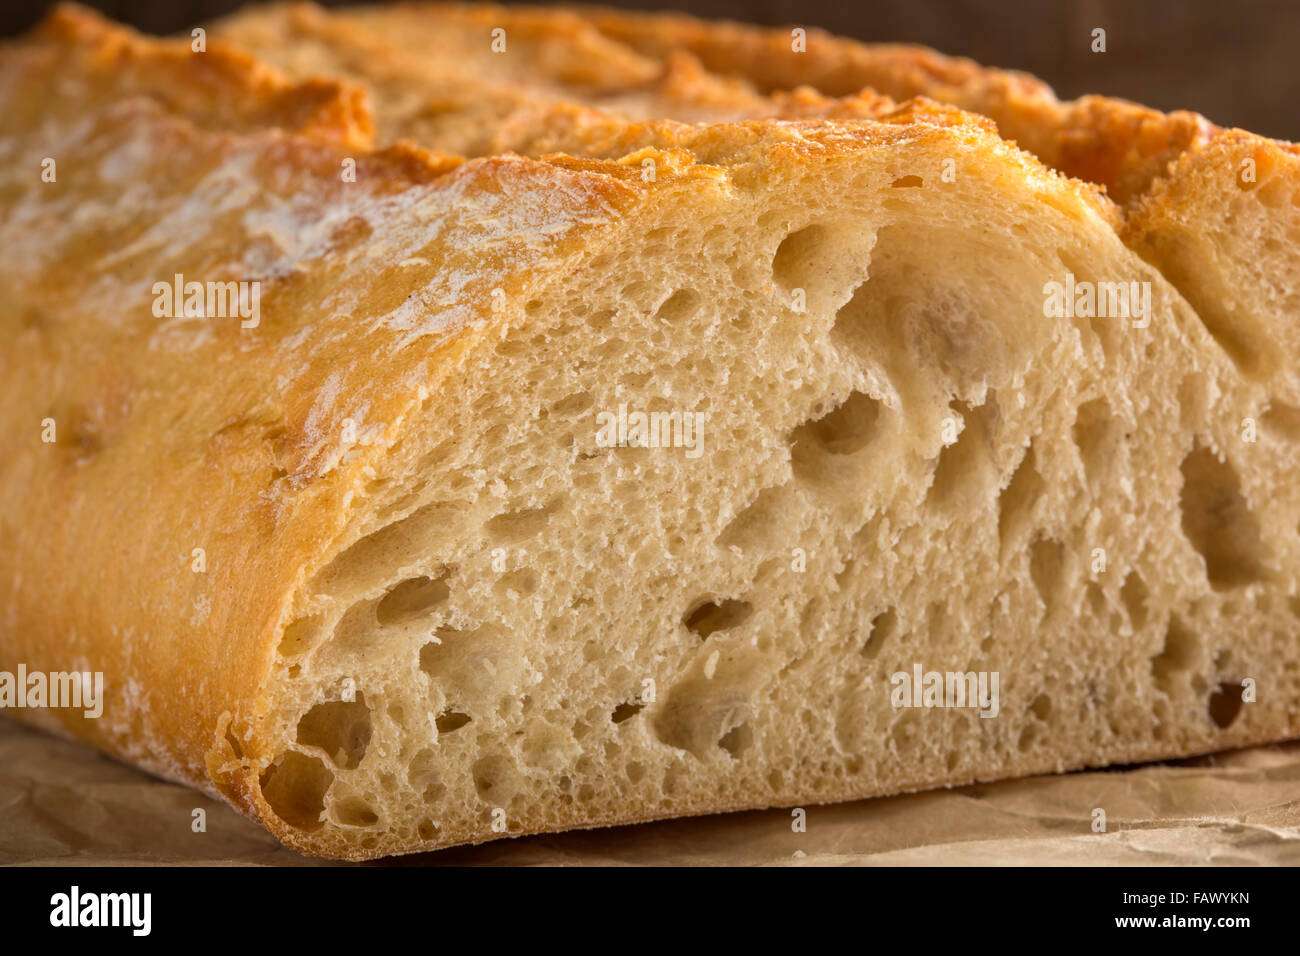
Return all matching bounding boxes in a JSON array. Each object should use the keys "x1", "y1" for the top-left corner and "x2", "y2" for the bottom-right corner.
[{"x1": 1, "y1": 6, "x2": 1299, "y2": 862}]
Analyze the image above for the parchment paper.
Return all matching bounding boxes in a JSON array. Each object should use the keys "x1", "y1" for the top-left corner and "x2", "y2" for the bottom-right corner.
[{"x1": 3, "y1": 716, "x2": 1298, "y2": 866}]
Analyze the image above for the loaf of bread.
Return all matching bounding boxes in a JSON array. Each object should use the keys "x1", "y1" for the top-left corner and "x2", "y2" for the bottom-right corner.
[{"x1": 1, "y1": 4, "x2": 1297, "y2": 861}]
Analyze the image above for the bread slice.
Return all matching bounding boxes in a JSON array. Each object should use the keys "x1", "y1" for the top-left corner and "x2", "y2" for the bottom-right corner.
[{"x1": 4, "y1": 7, "x2": 1300, "y2": 862}]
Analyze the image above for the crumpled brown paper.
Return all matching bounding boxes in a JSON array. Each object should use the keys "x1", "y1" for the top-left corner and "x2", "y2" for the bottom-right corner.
[{"x1": 3, "y1": 716, "x2": 1298, "y2": 865}]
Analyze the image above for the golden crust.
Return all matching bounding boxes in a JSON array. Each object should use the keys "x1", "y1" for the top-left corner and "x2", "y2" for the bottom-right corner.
[
  {"x1": 212, "y1": 2, "x2": 1230, "y2": 206},
  {"x1": 575, "y1": 1, "x2": 1051, "y2": 102},
  {"x1": 197, "y1": 1, "x2": 1286, "y2": 219},
  {"x1": 1123, "y1": 128, "x2": 1300, "y2": 238},
  {"x1": 11, "y1": 3, "x2": 375, "y2": 148},
  {"x1": 570, "y1": 2, "x2": 1228, "y2": 204},
  {"x1": 206, "y1": 4, "x2": 1034, "y2": 169},
  {"x1": 210, "y1": 1, "x2": 776, "y2": 127},
  {"x1": 1051, "y1": 97, "x2": 1217, "y2": 207},
  {"x1": 341, "y1": 0, "x2": 663, "y2": 91}
]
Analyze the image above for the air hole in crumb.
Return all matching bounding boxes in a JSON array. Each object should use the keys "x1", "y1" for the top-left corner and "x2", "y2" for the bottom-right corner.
[
  {"x1": 790, "y1": 390, "x2": 885, "y2": 457},
  {"x1": 1261, "y1": 400, "x2": 1300, "y2": 440},
  {"x1": 278, "y1": 615, "x2": 325, "y2": 658},
  {"x1": 1073, "y1": 397, "x2": 1123, "y2": 487},
  {"x1": 374, "y1": 487, "x2": 421, "y2": 522},
  {"x1": 471, "y1": 754, "x2": 517, "y2": 802},
  {"x1": 890, "y1": 709, "x2": 919, "y2": 750},
  {"x1": 1028, "y1": 535, "x2": 1066, "y2": 611},
  {"x1": 224, "y1": 728, "x2": 244, "y2": 759},
  {"x1": 484, "y1": 499, "x2": 560, "y2": 544},
  {"x1": 419, "y1": 623, "x2": 516, "y2": 704},
  {"x1": 296, "y1": 695, "x2": 372, "y2": 769},
  {"x1": 1152, "y1": 698, "x2": 1171, "y2": 741},
  {"x1": 930, "y1": 400, "x2": 997, "y2": 510},
  {"x1": 611, "y1": 702, "x2": 644, "y2": 724},
  {"x1": 719, "y1": 722, "x2": 753, "y2": 757},
  {"x1": 408, "y1": 749, "x2": 446, "y2": 803},
  {"x1": 653, "y1": 289, "x2": 701, "y2": 323},
  {"x1": 314, "y1": 502, "x2": 462, "y2": 598},
  {"x1": 1085, "y1": 581, "x2": 1107, "y2": 617},
  {"x1": 683, "y1": 598, "x2": 753, "y2": 638},
  {"x1": 435, "y1": 711, "x2": 472, "y2": 734},
  {"x1": 1120, "y1": 571, "x2": 1150, "y2": 630},
  {"x1": 998, "y1": 441, "x2": 1045, "y2": 552},
  {"x1": 549, "y1": 392, "x2": 594, "y2": 419},
  {"x1": 654, "y1": 684, "x2": 752, "y2": 758},
  {"x1": 494, "y1": 568, "x2": 538, "y2": 598},
  {"x1": 1152, "y1": 616, "x2": 1199, "y2": 692},
  {"x1": 58, "y1": 411, "x2": 102, "y2": 460},
  {"x1": 376, "y1": 573, "x2": 450, "y2": 625},
  {"x1": 417, "y1": 820, "x2": 438, "y2": 841},
  {"x1": 1208, "y1": 681, "x2": 1245, "y2": 729},
  {"x1": 891, "y1": 175, "x2": 924, "y2": 188},
  {"x1": 1029, "y1": 694, "x2": 1052, "y2": 721},
  {"x1": 259, "y1": 752, "x2": 332, "y2": 830},
  {"x1": 333, "y1": 797, "x2": 378, "y2": 827},
  {"x1": 772, "y1": 223, "x2": 829, "y2": 289},
  {"x1": 586, "y1": 308, "x2": 616, "y2": 331},
  {"x1": 862, "y1": 607, "x2": 898, "y2": 659},
  {"x1": 495, "y1": 336, "x2": 534, "y2": 359},
  {"x1": 716, "y1": 484, "x2": 791, "y2": 552},
  {"x1": 1179, "y1": 444, "x2": 1268, "y2": 589}
]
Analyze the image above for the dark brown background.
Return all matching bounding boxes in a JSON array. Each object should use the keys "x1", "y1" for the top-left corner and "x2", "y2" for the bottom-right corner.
[{"x1": 4, "y1": 0, "x2": 1298, "y2": 141}]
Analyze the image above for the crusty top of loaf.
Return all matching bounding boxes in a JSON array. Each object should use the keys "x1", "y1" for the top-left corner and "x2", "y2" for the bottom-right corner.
[
  {"x1": 565, "y1": 1, "x2": 1227, "y2": 204},
  {"x1": 5, "y1": 3, "x2": 375, "y2": 147},
  {"x1": 190, "y1": 1, "x2": 1235, "y2": 206},
  {"x1": 313, "y1": 0, "x2": 1220, "y2": 206}
]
